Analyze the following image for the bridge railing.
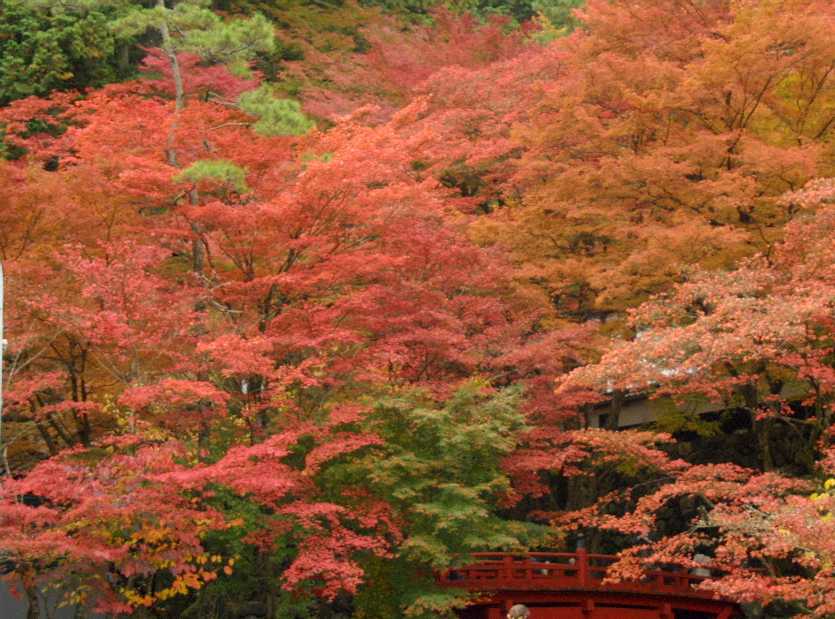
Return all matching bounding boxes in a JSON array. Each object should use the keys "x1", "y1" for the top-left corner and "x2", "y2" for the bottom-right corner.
[{"x1": 437, "y1": 550, "x2": 714, "y2": 598}]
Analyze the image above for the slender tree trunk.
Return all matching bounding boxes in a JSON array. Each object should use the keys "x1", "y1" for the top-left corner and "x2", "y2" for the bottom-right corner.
[
  {"x1": 158, "y1": 0, "x2": 184, "y2": 113},
  {"x1": 756, "y1": 417, "x2": 774, "y2": 472},
  {"x1": 34, "y1": 420, "x2": 57, "y2": 456},
  {"x1": 74, "y1": 410, "x2": 92, "y2": 447},
  {"x1": 737, "y1": 377, "x2": 775, "y2": 471},
  {"x1": 24, "y1": 582, "x2": 40, "y2": 619},
  {"x1": 47, "y1": 416, "x2": 75, "y2": 448},
  {"x1": 158, "y1": 0, "x2": 184, "y2": 167},
  {"x1": 189, "y1": 189, "x2": 205, "y2": 274},
  {"x1": 156, "y1": 3, "x2": 207, "y2": 274},
  {"x1": 606, "y1": 390, "x2": 623, "y2": 430},
  {"x1": 117, "y1": 42, "x2": 131, "y2": 77},
  {"x1": 198, "y1": 420, "x2": 210, "y2": 456}
]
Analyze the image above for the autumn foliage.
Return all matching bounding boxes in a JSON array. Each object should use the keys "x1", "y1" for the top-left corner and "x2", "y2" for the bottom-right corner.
[{"x1": 1, "y1": 0, "x2": 835, "y2": 617}]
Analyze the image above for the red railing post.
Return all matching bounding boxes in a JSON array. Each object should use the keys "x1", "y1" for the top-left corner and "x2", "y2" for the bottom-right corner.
[
  {"x1": 504, "y1": 555, "x2": 514, "y2": 582},
  {"x1": 578, "y1": 548, "x2": 588, "y2": 587}
]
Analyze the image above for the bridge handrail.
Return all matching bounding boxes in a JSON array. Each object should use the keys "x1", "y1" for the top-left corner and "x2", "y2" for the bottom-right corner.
[{"x1": 437, "y1": 550, "x2": 715, "y2": 598}]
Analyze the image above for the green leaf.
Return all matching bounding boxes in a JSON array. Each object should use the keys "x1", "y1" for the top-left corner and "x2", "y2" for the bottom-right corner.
[
  {"x1": 175, "y1": 159, "x2": 249, "y2": 193},
  {"x1": 238, "y1": 86, "x2": 314, "y2": 136}
]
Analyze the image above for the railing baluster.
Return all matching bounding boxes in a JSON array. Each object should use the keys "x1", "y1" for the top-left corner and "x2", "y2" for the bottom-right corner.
[
  {"x1": 504, "y1": 555, "x2": 514, "y2": 583},
  {"x1": 578, "y1": 548, "x2": 588, "y2": 587},
  {"x1": 437, "y1": 551, "x2": 725, "y2": 601}
]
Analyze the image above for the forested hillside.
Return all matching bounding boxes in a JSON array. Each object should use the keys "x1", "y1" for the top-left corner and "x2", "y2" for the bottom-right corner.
[{"x1": 0, "y1": 0, "x2": 833, "y2": 617}]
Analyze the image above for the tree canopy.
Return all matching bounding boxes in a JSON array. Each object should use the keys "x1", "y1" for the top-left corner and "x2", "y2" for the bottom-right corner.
[{"x1": 1, "y1": 0, "x2": 834, "y2": 617}]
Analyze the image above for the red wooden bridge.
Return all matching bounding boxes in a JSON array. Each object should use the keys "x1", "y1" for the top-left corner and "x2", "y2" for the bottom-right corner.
[{"x1": 438, "y1": 551, "x2": 740, "y2": 619}]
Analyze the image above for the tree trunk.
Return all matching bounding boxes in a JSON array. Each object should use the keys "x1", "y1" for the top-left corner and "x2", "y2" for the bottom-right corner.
[
  {"x1": 34, "y1": 420, "x2": 57, "y2": 456},
  {"x1": 189, "y1": 188, "x2": 205, "y2": 274},
  {"x1": 47, "y1": 416, "x2": 75, "y2": 448},
  {"x1": 156, "y1": 5, "x2": 207, "y2": 275},
  {"x1": 756, "y1": 417, "x2": 774, "y2": 472},
  {"x1": 117, "y1": 42, "x2": 131, "y2": 76},
  {"x1": 157, "y1": 0, "x2": 185, "y2": 166},
  {"x1": 24, "y1": 583, "x2": 40, "y2": 619},
  {"x1": 605, "y1": 390, "x2": 624, "y2": 430},
  {"x1": 73, "y1": 409, "x2": 92, "y2": 447}
]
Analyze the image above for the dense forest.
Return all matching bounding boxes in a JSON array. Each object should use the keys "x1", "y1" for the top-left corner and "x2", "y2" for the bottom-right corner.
[{"x1": 0, "y1": 0, "x2": 833, "y2": 617}]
